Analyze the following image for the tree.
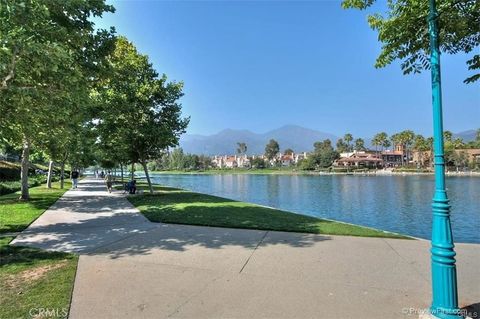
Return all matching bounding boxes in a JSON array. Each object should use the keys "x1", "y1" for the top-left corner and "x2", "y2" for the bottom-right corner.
[
  {"x1": 444, "y1": 130, "x2": 453, "y2": 142},
  {"x1": 354, "y1": 138, "x2": 366, "y2": 151},
  {"x1": 400, "y1": 130, "x2": 415, "y2": 165},
  {"x1": 284, "y1": 148, "x2": 294, "y2": 155},
  {"x1": 169, "y1": 148, "x2": 186, "y2": 170},
  {"x1": 343, "y1": 133, "x2": 353, "y2": 151},
  {"x1": 0, "y1": 0, "x2": 115, "y2": 199},
  {"x1": 251, "y1": 157, "x2": 266, "y2": 169},
  {"x1": 449, "y1": 151, "x2": 468, "y2": 171},
  {"x1": 382, "y1": 138, "x2": 392, "y2": 151},
  {"x1": 197, "y1": 155, "x2": 212, "y2": 170},
  {"x1": 342, "y1": 0, "x2": 480, "y2": 84},
  {"x1": 372, "y1": 132, "x2": 388, "y2": 159},
  {"x1": 236, "y1": 142, "x2": 247, "y2": 155},
  {"x1": 336, "y1": 138, "x2": 349, "y2": 153},
  {"x1": 311, "y1": 139, "x2": 339, "y2": 168},
  {"x1": 265, "y1": 139, "x2": 280, "y2": 162},
  {"x1": 413, "y1": 134, "x2": 430, "y2": 167},
  {"x1": 96, "y1": 37, "x2": 189, "y2": 193}
]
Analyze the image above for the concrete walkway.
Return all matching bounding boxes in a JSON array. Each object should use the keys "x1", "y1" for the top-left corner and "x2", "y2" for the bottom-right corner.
[{"x1": 11, "y1": 178, "x2": 480, "y2": 319}]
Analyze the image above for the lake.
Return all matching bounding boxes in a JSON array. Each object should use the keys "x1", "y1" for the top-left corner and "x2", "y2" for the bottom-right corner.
[{"x1": 146, "y1": 174, "x2": 480, "y2": 243}]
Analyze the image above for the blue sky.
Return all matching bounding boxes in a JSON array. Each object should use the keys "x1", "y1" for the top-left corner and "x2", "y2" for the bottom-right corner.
[{"x1": 95, "y1": 0, "x2": 479, "y2": 138}]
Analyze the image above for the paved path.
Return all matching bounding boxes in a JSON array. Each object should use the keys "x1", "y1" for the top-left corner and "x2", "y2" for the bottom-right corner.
[{"x1": 11, "y1": 178, "x2": 480, "y2": 319}]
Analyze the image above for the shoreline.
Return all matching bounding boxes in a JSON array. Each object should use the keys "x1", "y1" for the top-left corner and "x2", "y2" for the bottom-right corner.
[
  {"x1": 143, "y1": 169, "x2": 480, "y2": 177},
  {"x1": 115, "y1": 177, "x2": 479, "y2": 244}
]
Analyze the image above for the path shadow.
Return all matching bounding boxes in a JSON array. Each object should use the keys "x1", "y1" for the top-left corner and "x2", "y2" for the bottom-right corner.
[
  {"x1": 11, "y1": 212, "x2": 331, "y2": 256},
  {"x1": 9, "y1": 178, "x2": 332, "y2": 260},
  {"x1": 1, "y1": 239, "x2": 75, "y2": 268}
]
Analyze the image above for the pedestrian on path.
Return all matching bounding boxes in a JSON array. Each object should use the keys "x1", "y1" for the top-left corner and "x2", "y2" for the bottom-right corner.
[
  {"x1": 104, "y1": 171, "x2": 114, "y2": 193},
  {"x1": 71, "y1": 170, "x2": 79, "y2": 189}
]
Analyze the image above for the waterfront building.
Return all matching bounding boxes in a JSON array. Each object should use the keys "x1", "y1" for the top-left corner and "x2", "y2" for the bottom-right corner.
[{"x1": 334, "y1": 151, "x2": 383, "y2": 168}]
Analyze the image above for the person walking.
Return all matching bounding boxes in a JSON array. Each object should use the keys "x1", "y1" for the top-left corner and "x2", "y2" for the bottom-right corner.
[
  {"x1": 104, "y1": 171, "x2": 114, "y2": 193},
  {"x1": 71, "y1": 170, "x2": 79, "y2": 189}
]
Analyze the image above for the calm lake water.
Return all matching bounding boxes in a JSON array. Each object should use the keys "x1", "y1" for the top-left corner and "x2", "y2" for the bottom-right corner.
[{"x1": 147, "y1": 174, "x2": 480, "y2": 243}]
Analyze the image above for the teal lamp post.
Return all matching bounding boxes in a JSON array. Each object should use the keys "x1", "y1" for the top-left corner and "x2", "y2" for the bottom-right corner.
[{"x1": 428, "y1": 0, "x2": 462, "y2": 318}]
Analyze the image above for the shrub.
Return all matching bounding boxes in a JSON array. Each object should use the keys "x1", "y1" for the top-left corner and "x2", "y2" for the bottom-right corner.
[
  {"x1": 0, "y1": 161, "x2": 21, "y2": 180},
  {"x1": 0, "y1": 175, "x2": 48, "y2": 196}
]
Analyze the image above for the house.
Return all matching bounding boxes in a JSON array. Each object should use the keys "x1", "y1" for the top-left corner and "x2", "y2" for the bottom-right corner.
[
  {"x1": 236, "y1": 155, "x2": 251, "y2": 168},
  {"x1": 457, "y1": 149, "x2": 480, "y2": 166},
  {"x1": 280, "y1": 154, "x2": 294, "y2": 166},
  {"x1": 224, "y1": 156, "x2": 237, "y2": 168},
  {"x1": 211, "y1": 152, "x2": 306, "y2": 168},
  {"x1": 335, "y1": 151, "x2": 383, "y2": 168},
  {"x1": 381, "y1": 150, "x2": 404, "y2": 167},
  {"x1": 293, "y1": 152, "x2": 307, "y2": 164},
  {"x1": 211, "y1": 155, "x2": 251, "y2": 169},
  {"x1": 411, "y1": 148, "x2": 480, "y2": 168}
]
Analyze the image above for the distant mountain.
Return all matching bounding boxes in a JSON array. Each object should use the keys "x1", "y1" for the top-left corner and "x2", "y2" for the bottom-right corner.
[
  {"x1": 453, "y1": 129, "x2": 477, "y2": 142},
  {"x1": 179, "y1": 125, "x2": 338, "y2": 155},
  {"x1": 179, "y1": 126, "x2": 478, "y2": 155}
]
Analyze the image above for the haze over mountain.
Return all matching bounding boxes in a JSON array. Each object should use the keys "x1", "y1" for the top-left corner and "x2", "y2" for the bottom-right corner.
[
  {"x1": 179, "y1": 125, "x2": 478, "y2": 155},
  {"x1": 180, "y1": 125, "x2": 337, "y2": 155},
  {"x1": 453, "y1": 130, "x2": 477, "y2": 143}
]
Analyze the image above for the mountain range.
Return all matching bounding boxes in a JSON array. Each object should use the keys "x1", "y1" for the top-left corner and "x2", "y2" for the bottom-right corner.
[
  {"x1": 180, "y1": 125, "x2": 336, "y2": 155},
  {"x1": 179, "y1": 125, "x2": 477, "y2": 155}
]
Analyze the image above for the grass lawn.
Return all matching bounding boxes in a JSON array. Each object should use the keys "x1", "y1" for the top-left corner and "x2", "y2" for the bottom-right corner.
[
  {"x1": 0, "y1": 181, "x2": 71, "y2": 234},
  {"x1": 0, "y1": 182, "x2": 78, "y2": 319},
  {"x1": 128, "y1": 183, "x2": 409, "y2": 239}
]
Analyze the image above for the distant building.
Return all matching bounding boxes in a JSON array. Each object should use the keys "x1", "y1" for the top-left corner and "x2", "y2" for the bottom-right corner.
[
  {"x1": 212, "y1": 155, "x2": 250, "y2": 168},
  {"x1": 455, "y1": 149, "x2": 480, "y2": 166},
  {"x1": 211, "y1": 152, "x2": 305, "y2": 168},
  {"x1": 381, "y1": 150, "x2": 404, "y2": 167},
  {"x1": 280, "y1": 154, "x2": 294, "y2": 166},
  {"x1": 412, "y1": 148, "x2": 480, "y2": 168},
  {"x1": 334, "y1": 151, "x2": 383, "y2": 168}
]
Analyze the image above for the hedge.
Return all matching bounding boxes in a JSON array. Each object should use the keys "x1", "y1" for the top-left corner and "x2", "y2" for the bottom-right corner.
[{"x1": 0, "y1": 176, "x2": 61, "y2": 196}]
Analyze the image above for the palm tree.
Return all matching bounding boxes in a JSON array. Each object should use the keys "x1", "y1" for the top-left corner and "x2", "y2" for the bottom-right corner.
[
  {"x1": 236, "y1": 142, "x2": 247, "y2": 155},
  {"x1": 413, "y1": 134, "x2": 429, "y2": 167},
  {"x1": 443, "y1": 130, "x2": 453, "y2": 142},
  {"x1": 344, "y1": 133, "x2": 353, "y2": 152},
  {"x1": 390, "y1": 133, "x2": 404, "y2": 165},
  {"x1": 372, "y1": 134, "x2": 381, "y2": 157},
  {"x1": 427, "y1": 137, "x2": 434, "y2": 167},
  {"x1": 401, "y1": 130, "x2": 415, "y2": 165},
  {"x1": 372, "y1": 132, "x2": 388, "y2": 158}
]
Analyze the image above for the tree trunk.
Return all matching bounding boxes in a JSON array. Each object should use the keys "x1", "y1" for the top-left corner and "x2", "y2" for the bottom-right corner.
[
  {"x1": 60, "y1": 162, "x2": 65, "y2": 189},
  {"x1": 46, "y1": 160, "x2": 54, "y2": 188},
  {"x1": 120, "y1": 163, "x2": 124, "y2": 183},
  {"x1": 141, "y1": 160, "x2": 154, "y2": 194},
  {"x1": 131, "y1": 162, "x2": 135, "y2": 180},
  {"x1": 20, "y1": 139, "x2": 30, "y2": 200}
]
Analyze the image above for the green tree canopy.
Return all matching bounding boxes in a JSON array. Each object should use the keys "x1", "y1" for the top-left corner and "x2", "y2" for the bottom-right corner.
[
  {"x1": 0, "y1": 0, "x2": 115, "y2": 199},
  {"x1": 342, "y1": 0, "x2": 480, "y2": 83},
  {"x1": 265, "y1": 139, "x2": 280, "y2": 161},
  {"x1": 354, "y1": 138, "x2": 366, "y2": 151},
  {"x1": 237, "y1": 142, "x2": 247, "y2": 155},
  {"x1": 94, "y1": 37, "x2": 189, "y2": 193}
]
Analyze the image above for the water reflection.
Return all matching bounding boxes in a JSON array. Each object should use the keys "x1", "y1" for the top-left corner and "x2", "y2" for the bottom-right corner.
[{"x1": 149, "y1": 174, "x2": 480, "y2": 243}]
